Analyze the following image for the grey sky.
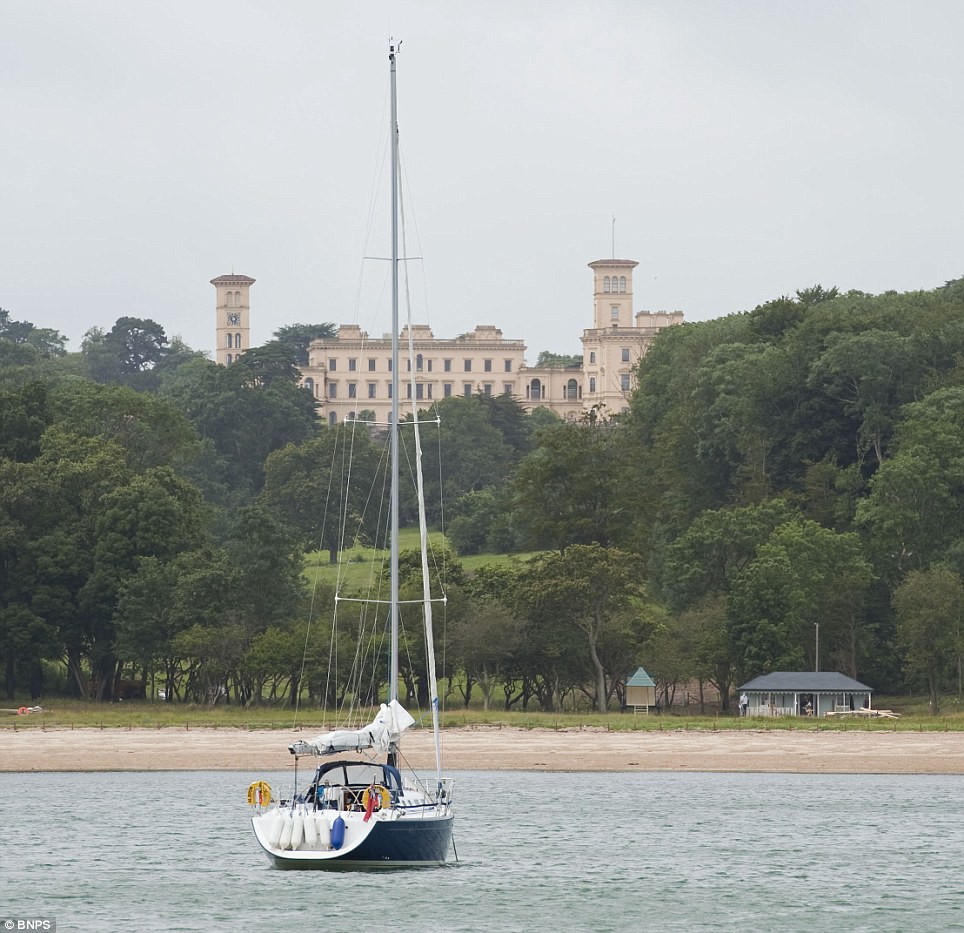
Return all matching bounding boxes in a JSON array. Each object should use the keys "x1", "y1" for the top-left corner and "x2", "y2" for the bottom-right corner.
[{"x1": 3, "y1": 1, "x2": 962, "y2": 360}]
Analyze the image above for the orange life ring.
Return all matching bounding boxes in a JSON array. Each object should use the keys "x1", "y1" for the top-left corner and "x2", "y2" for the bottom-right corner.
[
  {"x1": 17, "y1": 707, "x2": 28, "y2": 716},
  {"x1": 361, "y1": 784, "x2": 391, "y2": 812}
]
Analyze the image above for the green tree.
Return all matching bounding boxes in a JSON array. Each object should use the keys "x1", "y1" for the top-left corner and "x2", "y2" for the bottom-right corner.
[
  {"x1": 808, "y1": 329, "x2": 921, "y2": 467},
  {"x1": 893, "y1": 567, "x2": 964, "y2": 713},
  {"x1": 657, "y1": 500, "x2": 795, "y2": 610},
  {"x1": 163, "y1": 357, "x2": 318, "y2": 497},
  {"x1": 727, "y1": 518, "x2": 872, "y2": 681},
  {"x1": 447, "y1": 487, "x2": 520, "y2": 555},
  {"x1": 78, "y1": 466, "x2": 208, "y2": 697},
  {"x1": 449, "y1": 599, "x2": 521, "y2": 710},
  {"x1": 0, "y1": 382, "x2": 53, "y2": 462},
  {"x1": 82, "y1": 317, "x2": 171, "y2": 389},
  {"x1": 273, "y1": 323, "x2": 338, "y2": 366},
  {"x1": 403, "y1": 395, "x2": 517, "y2": 526},
  {"x1": 511, "y1": 420, "x2": 632, "y2": 552},
  {"x1": 236, "y1": 342, "x2": 304, "y2": 386},
  {"x1": 856, "y1": 387, "x2": 964, "y2": 579},
  {"x1": 535, "y1": 351, "x2": 582, "y2": 368},
  {"x1": 517, "y1": 544, "x2": 647, "y2": 712},
  {"x1": 0, "y1": 307, "x2": 67, "y2": 356},
  {"x1": 260, "y1": 426, "x2": 383, "y2": 560}
]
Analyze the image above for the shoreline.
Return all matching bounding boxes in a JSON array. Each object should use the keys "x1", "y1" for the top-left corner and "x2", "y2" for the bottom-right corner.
[{"x1": 2, "y1": 726, "x2": 963, "y2": 773}]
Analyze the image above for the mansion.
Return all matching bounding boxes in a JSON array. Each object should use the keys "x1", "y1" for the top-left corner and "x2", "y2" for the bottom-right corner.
[{"x1": 212, "y1": 259, "x2": 683, "y2": 423}]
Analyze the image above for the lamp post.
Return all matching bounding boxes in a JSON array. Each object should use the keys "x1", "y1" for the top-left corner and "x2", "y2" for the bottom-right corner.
[{"x1": 814, "y1": 622, "x2": 820, "y2": 673}]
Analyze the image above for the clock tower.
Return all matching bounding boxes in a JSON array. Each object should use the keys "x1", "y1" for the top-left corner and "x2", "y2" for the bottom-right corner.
[{"x1": 211, "y1": 273, "x2": 255, "y2": 365}]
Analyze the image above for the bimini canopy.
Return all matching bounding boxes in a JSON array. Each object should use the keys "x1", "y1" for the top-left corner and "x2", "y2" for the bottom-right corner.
[{"x1": 288, "y1": 700, "x2": 416, "y2": 757}]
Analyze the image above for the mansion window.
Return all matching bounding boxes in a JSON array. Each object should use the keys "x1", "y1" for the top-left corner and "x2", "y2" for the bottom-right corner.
[
  {"x1": 444, "y1": 359, "x2": 452, "y2": 372},
  {"x1": 234, "y1": 333, "x2": 242, "y2": 348},
  {"x1": 504, "y1": 359, "x2": 512, "y2": 372},
  {"x1": 621, "y1": 374, "x2": 631, "y2": 391},
  {"x1": 444, "y1": 383, "x2": 453, "y2": 398},
  {"x1": 611, "y1": 306, "x2": 619, "y2": 321},
  {"x1": 368, "y1": 382, "x2": 377, "y2": 398},
  {"x1": 329, "y1": 382, "x2": 337, "y2": 398},
  {"x1": 589, "y1": 376, "x2": 596, "y2": 393},
  {"x1": 483, "y1": 383, "x2": 492, "y2": 396},
  {"x1": 484, "y1": 359, "x2": 492, "y2": 372},
  {"x1": 463, "y1": 383, "x2": 473, "y2": 397},
  {"x1": 328, "y1": 359, "x2": 337, "y2": 371},
  {"x1": 565, "y1": 378, "x2": 579, "y2": 401},
  {"x1": 416, "y1": 354, "x2": 423, "y2": 371},
  {"x1": 348, "y1": 358, "x2": 357, "y2": 372},
  {"x1": 621, "y1": 347, "x2": 630, "y2": 362},
  {"x1": 348, "y1": 383, "x2": 357, "y2": 399},
  {"x1": 464, "y1": 359, "x2": 472, "y2": 372},
  {"x1": 503, "y1": 383, "x2": 513, "y2": 395},
  {"x1": 589, "y1": 351, "x2": 596, "y2": 364},
  {"x1": 619, "y1": 276, "x2": 626, "y2": 293},
  {"x1": 368, "y1": 358, "x2": 376, "y2": 371},
  {"x1": 226, "y1": 353, "x2": 232, "y2": 364}
]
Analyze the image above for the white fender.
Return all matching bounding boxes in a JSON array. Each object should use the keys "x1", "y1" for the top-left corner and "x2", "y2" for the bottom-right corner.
[
  {"x1": 317, "y1": 811, "x2": 331, "y2": 850},
  {"x1": 291, "y1": 812, "x2": 304, "y2": 849},
  {"x1": 278, "y1": 810, "x2": 293, "y2": 850},
  {"x1": 265, "y1": 810, "x2": 283, "y2": 848},
  {"x1": 303, "y1": 810, "x2": 318, "y2": 847}
]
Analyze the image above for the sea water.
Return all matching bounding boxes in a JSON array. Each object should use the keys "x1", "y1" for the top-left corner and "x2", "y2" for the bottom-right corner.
[{"x1": 1, "y1": 770, "x2": 962, "y2": 932}]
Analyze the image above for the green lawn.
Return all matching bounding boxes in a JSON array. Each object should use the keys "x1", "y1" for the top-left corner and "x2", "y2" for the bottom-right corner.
[
  {"x1": 4, "y1": 695, "x2": 963, "y2": 733},
  {"x1": 304, "y1": 530, "x2": 543, "y2": 591}
]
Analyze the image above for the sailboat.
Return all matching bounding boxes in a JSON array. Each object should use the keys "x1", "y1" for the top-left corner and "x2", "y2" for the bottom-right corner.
[{"x1": 247, "y1": 42, "x2": 455, "y2": 868}]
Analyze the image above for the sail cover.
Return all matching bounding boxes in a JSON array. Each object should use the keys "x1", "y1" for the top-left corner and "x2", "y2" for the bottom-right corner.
[{"x1": 289, "y1": 700, "x2": 416, "y2": 757}]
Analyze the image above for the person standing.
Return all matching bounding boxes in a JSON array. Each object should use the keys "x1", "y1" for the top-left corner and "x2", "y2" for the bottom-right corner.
[{"x1": 739, "y1": 692, "x2": 749, "y2": 717}]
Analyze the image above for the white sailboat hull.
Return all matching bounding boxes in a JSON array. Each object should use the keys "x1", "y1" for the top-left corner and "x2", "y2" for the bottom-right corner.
[{"x1": 252, "y1": 806, "x2": 453, "y2": 868}]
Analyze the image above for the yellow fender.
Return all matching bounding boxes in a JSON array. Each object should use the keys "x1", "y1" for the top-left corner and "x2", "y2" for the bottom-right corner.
[
  {"x1": 362, "y1": 784, "x2": 391, "y2": 812},
  {"x1": 247, "y1": 780, "x2": 272, "y2": 807}
]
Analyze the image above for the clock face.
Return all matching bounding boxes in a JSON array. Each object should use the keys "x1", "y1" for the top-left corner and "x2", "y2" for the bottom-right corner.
[{"x1": 227, "y1": 312, "x2": 241, "y2": 326}]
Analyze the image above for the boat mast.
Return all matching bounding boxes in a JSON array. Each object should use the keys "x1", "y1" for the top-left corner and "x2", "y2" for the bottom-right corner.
[{"x1": 388, "y1": 41, "x2": 400, "y2": 709}]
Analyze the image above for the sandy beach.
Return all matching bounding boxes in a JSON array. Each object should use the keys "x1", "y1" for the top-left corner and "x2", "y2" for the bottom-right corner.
[{"x1": 2, "y1": 725, "x2": 963, "y2": 773}]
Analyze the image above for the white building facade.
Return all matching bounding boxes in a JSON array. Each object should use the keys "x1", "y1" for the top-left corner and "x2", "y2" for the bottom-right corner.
[{"x1": 213, "y1": 259, "x2": 682, "y2": 423}]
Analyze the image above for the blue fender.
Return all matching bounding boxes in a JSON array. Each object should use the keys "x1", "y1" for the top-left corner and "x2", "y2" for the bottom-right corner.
[{"x1": 331, "y1": 814, "x2": 346, "y2": 850}]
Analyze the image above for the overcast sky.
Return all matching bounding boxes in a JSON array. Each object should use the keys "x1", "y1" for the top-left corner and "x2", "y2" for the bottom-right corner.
[{"x1": 3, "y1": 1, "x2": 962, "y2": 360}]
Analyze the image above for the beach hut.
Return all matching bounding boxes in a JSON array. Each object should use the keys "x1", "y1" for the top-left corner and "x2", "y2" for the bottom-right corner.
[
  {"x1": 625, "y1": 667, "x2": 656, "y2": 714},
  {"x1": 739, "y1": 672, "x2": 873, "y2": 718}
]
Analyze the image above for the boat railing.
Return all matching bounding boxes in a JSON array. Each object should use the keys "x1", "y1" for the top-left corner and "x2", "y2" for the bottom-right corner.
[{"x1": 748, "y1": 706, "x2": 792, "y2": 718}]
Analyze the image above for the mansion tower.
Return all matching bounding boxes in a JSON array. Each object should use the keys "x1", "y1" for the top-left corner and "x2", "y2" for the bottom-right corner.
[
  {"x1": 211, "y1": 273, "x2": 255, "y2": 365},
  {"x1": 213, "y1": 260, "x2": 682, "y2": 423}
]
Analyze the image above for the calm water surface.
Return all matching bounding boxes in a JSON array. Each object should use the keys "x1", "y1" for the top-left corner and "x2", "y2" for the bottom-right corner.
[{"x1": 2, "y1": 770, "x2": 962, "y2": 932}]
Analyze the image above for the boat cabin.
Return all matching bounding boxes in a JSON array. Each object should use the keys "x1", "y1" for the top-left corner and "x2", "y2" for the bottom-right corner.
[
  {"x1": 307, "y1": 761, "x2": 403, "y2": 812},
  {"x1": 739, "y1": 672, "x2": 873, "y2": 718}
]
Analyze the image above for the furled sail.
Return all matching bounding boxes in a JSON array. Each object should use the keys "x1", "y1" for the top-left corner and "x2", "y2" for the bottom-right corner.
[{"x1": 288, "y1": 699, "x2": 416, "y2": 757}]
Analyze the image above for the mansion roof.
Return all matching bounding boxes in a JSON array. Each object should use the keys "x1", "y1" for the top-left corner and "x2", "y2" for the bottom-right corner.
[{"x1": 210, "y1": 274, "x2": 256, "y2": 285}]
